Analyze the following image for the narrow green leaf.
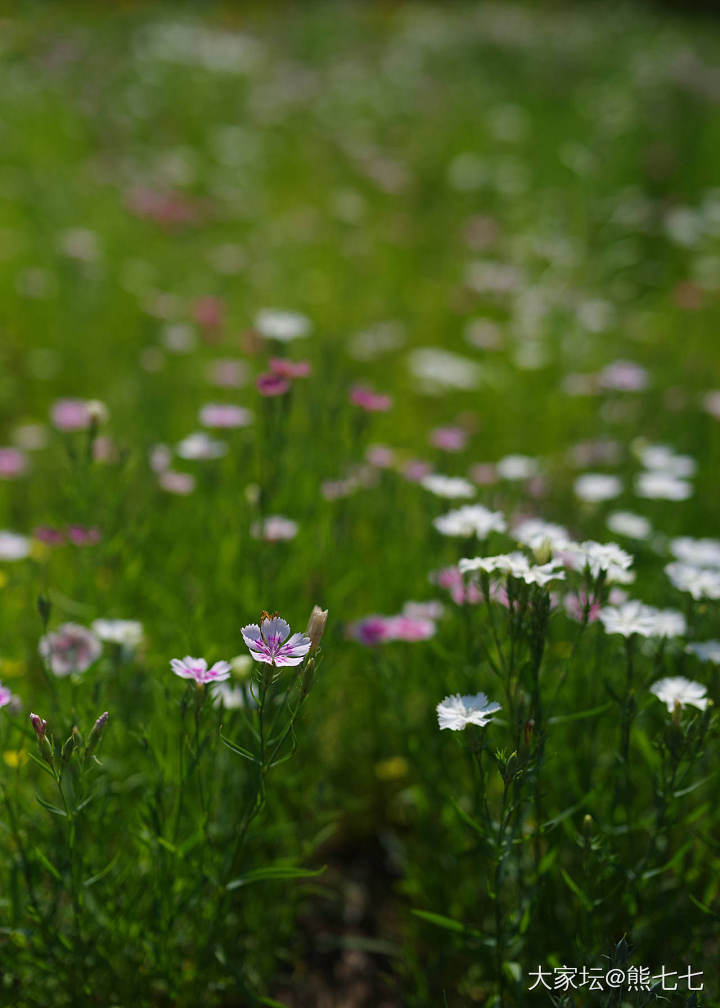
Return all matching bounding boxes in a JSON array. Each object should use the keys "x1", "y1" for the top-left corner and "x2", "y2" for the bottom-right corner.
[
  {"x1": 33, "y1": 847, "x2": 62, "y2": 881},
  {"x1": 35, "y1": 795, "x2": 67, "y2": 817},
  {"x1": 547, "y1": 702, "x2": 612, "y2": 725},
  {"x1": 220, "y1": 733, "x2": 259, "y2": 763},
  {"x1": 640, "y1": 840, "x2": 692, "y2": 881},
  {"x1": 226, "y1": 864, "x2": 325, "y2": 890},
  {"x1": 560, "y1": 869, "x2": 593, "y2": 911},
  {"x1": 27, "y1": 753, "x2": 56, "y2": 779},
  {"x1": 84, "y1": 854, "x2": 119, "y2": 888},
  {"x1": 673, "y1": 771, "x2": 718, "y2": 799},
  {"x1": 689, "y1": 894, "x2": 719, "y2": 919},
  {"x1": 411, "y1": 909, "x2": 495, "y2": 946}
]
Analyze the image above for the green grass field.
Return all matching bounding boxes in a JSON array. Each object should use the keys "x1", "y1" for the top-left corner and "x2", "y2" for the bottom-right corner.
[{"x1": 1, "y1": 4, "x2": 719, "y2": 1006}]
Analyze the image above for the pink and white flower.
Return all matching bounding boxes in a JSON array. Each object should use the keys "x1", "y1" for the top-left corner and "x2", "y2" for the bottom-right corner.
[
  {"x1": 39, "y1": 623, "x2": 102, "y2": 676},
  {"x1": 242, "y1": 616, "x2": 311, "y2": 667},
  {"x1": 0, "y1": 683, "x2": 12, "y2": 708},
  {"x1": 199, "y1": 404, "x2": 253, "y2": 428},
  {"x1": 170, "y1": 656, "x2": 232, "y2": 685}
]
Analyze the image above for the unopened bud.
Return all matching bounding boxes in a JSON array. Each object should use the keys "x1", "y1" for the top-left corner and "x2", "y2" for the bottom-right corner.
[
  {"x1": 85, "y1": 712, "x2": 108, "y2": 760},
  {"x1": 523, "y1": 718, "x2": 535, "y2": 748},
  {"x1": 582, "y1": 814, "x2": 594, "y2": 837},
  {"x1": 30, "y1": 713, "x2": 53, "y2": 765},
  {"x1": 30, "y1": 713, "x2": 47, "y2": 741},
  {"x1": 61, "y1": 734, "x2": 75, "y2": 764},
  {"x1": 86, "y1": 400, "x2": 109, "y2": 426},
  {"x1": 306, "y1": 606, "x2": 328, "y2": 654},
  {"x1": 532, "y1": 537, "x2": 552, "y2": 566}
]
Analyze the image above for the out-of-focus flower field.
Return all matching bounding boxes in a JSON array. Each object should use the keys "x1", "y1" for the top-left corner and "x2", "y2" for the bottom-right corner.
[{"x1": 1, "y1": 4, "x2": 720, "y2": 1006}]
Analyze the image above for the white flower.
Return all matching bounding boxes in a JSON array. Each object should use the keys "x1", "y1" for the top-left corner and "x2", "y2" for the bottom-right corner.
[
  {"x1": 459, "y1": 552, "x2": 565, "y2": 586},
  {"x1": 686, "y1": 640, "x2": 720, "y2": 664},
  {"x1": 634, "y1": 442, "x2": 696, "y2": 478},
  {"x1": 670, "y1": 537, "x2": 720, "y2": 569},
  {"x1": 91, "y1": 619, "x2": 144, "y2": 649},
  {"x1": 211, "y1": 681, "x2": 255, "y2": 709},
  {"x1": 650, "y1": 676, "x2": 708, "y2": 713},
  {"x1": 635, "y1": 472, "x2": 692, "y2": 501},
  {"x1": 250, "y1": 515, "x2": 298, "y2": 542},
  {"x1": 407, "y1": 347, "x2": 482, "y2": 392},
  {"x1": 514, "y1": 519, "x2": 572, "y2": 553},
  {"x1": 254, "y1": 309, "x2": 310, "y2": 342},
  {"x1": 421, "y1": 474, "x2": 476, "y2": 499},
  {"x1": 176, "y1": 432, "x2": 228, "y2": 460},
  {"x1": 433, "y1": 504, "x2": 506, "y2": 538},
  {"x1": 436, "y1": 692, "x2": 502, "y2": 731},
  {"x1": 666, "y1": 562, "x2": 720, "y2": 601},
  {"x1": 0, "y1": 531, "x2": 31, "y2": 561},
  {"x1": 496, "y1": 454, "x2": 539, "y2": 480},
  {"x1": 563, "y1": 541, "x2": 634, "y2": 582},
  {"x1": 574, "y1": 473, "x2": 622, "y2": 503},
  {"x1": 599, "y1": 601, "x2": 686, "y2": 639},
  {"x1": 607, "y1": 511, "x2": 652, "y2": 541}
]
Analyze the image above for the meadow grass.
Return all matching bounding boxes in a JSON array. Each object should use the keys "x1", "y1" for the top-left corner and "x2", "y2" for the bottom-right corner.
[{"x1": 0, "y1": 3, "x2": 719, "y2": 1006}]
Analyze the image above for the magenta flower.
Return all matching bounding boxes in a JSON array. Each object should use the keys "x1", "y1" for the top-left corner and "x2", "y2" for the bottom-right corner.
[
  {"x1": 256, "y1": 373, "x2": 290, "y2": 397},
  {"x1": 402, "y1": 459, "x2": 432, "y2": 482},
  {"x1": 242, "y1": 616, "x2": 311, "y2": 667},
  {"x1": 67, "y1": 525, "x2": 101, "y2": 546},
  {"x1": 0, "y1": 683, "x2": 12, "y2": 708},
  {"x1": 170, "y1": 656, "x2": 232, "y2": 685},
  {"x1": 347, "y1": 615, "x2": 395, "y2": 646},
  {"x1": 350, "y1": 384, "x2": 392, "y2": 412},
  {"x1": 269, "y1": 358, "x2": 311, "y2": 379},
  {"x1": 385, "y1": 614, "x2": 436, "y2": 642},
  {"x1": 0, "y1": 447, "x2": 28, "y2": 479},
  {"x1": 33, "y1": 526, "x2": 65, "y2": 546},
  {"x1": 39, "y1": 623, "x2": 102, "y2": 677},
  {"x1": 430, "y1": 426, "x2": 468, "y2": 452},
  {"x1": 30, "y1": 713, "x2": 47, "y2": 739},
  {"x1": 51, "y1": 399, "x2": 92, "y2": 431}
]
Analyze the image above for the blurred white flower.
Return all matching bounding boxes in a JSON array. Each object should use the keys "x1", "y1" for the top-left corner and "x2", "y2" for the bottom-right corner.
[
  {"x1": 686, "y1": 640, "x2": 720, "y2": 664},
  {"x1": 650, "y1": 676, "x2": 708, "y2": 713},
  {"x1": 433, "y1": 504, "x2": 506, "y2": 538},
  {"x1": 514, "y1": 518, "x2": 572, "y2": 553},
  {"x1": 254, "y1": 308, "x2": 310, "y2": 342},
  {"x1": 91, "y1": 619, "x2": 144, "y2": 649},
  {"x1": 0, "y1": 531, "x2": 31, "y2": 561},
  {"x1": 459, "y1": 552, "x2": 565, "y2": 586},
  {"x1": 599, "y1": 601, "x2": 686, "y2": 639},
  {"x1": 670, "y1": 537, "x2": 720, "y2": 569},
  {"x1": 666, "y1": 562, "x2": 720, "y2": 600},
  {"x1": 574, "y1": 473, "x2": 622, "y2": 503},
  {"x1": 176, "y1": 432, "x2": 228, "y2": 460},
  {"x1": 635, "y1": 472, "x2": 692, "y2": 501},
  {"x1": 607, "y1": 511, "x2": 652, "y2": 541},
  {"x1": 421, "y1": 474, "x2": 476, "y2": 499},
  {"x1": 497, "y1": 454, "x2": 539, "y2": 480}
]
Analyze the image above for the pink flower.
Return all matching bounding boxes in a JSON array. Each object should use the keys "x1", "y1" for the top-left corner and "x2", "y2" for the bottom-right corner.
[
  {"x1": 468, "y1": 463, "x2": 497, "y2": 485},
  {"x1": 0, "y1": 683, "x2": 12, "y2": 708},
  {"x1": 192, "y1": 296, "x2": 224, "y2": 331},
  {"x1": 159, "y1": 471, "x2": 195, "y2": 495},
  {"x1": 434, "y1": 567, "x2": 483, "y2": 606},
  {"x1": 269, "y1": 358, "x2": 311, "y2": 379},
  {"x1": 170, "y1": 656, "x2": 232, "y2": 685},
  {"x1": 51, "y1": 399, "x2": 92, "y2": 431},
  {"x1": 598, "y1": 360, "x2": 648, "y2": 392},
  {"x1": 33, "y1": 526, "x2": 65, "y2": 546},
  {"x1": 39, "y1": 623, "x2": 102, "y2": 676},
  {"x1": 385, "y1": 614, "x2": 436, "y2": 641},
  {"x1": 402, "y1": 459, "x2": 432, "y2": 482},
  {"x1": 199, "y1": 404, "x2": 253, "y2": 428},
  {"x1": 350, "y1": 385, "x2": 392, "y2": 412},
  {"x1": 92, "y1": 436, "x2": 117, "y2": 463},
  {"x1": 67, "y1": 525, "x2": 101, "y2": 546},
  {"x1": 366, "y1": 444, "x2": 395, "y2": 468},
  {"x1": 0, "y1": 448, "x2": 28, "y2": 478},
  {"x1": 348, "y1": 616, "x2": 395, "y2": 646},
  {"x1": 564, "y1": 592, "x2": 601, "y2": 623},
  {"x1": 256, "y1": 373, "x2": 290, "y2": 397},
  {"x1": 430, "y1": 426, "x2": 467, "y2": 452},
  {"x1": 242, "y1": 616, "x2": 312, "y2": 667},
  {"x1": 207, "y1": 359, "x2": 249, "y2": 388}
]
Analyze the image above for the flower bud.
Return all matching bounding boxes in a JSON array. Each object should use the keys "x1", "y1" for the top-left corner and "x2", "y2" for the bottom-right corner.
[
  {"x1": 85, "y1": 711, "x2": 108, "y2": 760},
  {"x1": 306, "y1": 606, "x2": 328, "y2": 654},
  {"x1": 30, "y1": 713, "x2": 53, "y2": 765},
  {"x1": 61, "y1": 734, "x2": 76, "y2": 764},
  {"x1": 532, "y1": 537, "x2": 552, "y2": 566},
  {"x1": 86, "y1": 400, "x2": 109, "y2": 426}
]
